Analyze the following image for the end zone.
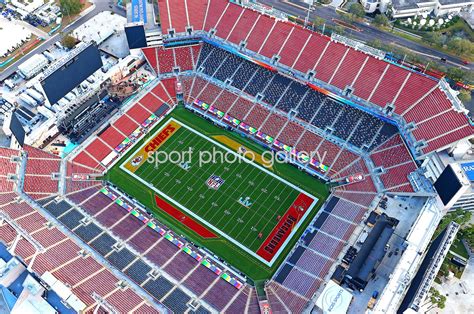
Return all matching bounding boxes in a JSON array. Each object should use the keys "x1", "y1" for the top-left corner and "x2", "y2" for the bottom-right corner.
[{"x1": 257, "y1": 193, "x2": 315, "y2": 262}]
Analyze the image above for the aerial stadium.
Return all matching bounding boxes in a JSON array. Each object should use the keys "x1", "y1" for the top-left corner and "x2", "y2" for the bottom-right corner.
[{"x1": 0, "y1": 0, "x2": 472, "y2": 313}]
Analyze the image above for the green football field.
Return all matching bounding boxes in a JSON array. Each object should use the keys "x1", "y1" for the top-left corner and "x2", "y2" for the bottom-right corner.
[{"x1": 106, "y1": 107, "x2": 330, "y2": 282}]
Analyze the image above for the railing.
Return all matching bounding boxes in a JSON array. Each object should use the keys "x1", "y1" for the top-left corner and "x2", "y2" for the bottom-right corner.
[{"x1": 331, "y1": 33, "x2": 386, "y2": 59}]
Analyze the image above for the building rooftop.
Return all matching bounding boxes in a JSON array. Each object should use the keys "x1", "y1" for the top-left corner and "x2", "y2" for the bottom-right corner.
[
  {"x1": 392, "y1": 0, "x2": 435, "y2": 10},
  {"x1": 72, "y1": 11, "x2": 126, "y2": 45},
  {"x1": 438, "y1": 0, "x2": 474, "y2": 5}
]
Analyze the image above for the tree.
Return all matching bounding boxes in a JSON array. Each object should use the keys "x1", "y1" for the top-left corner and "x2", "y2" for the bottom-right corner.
[
  {"x1": 331, "y1": 25, "x2": 345, "y2": 35},
  {"x1": 373, "y1": 14, "x2": 389, "y2": 26},
  {"x1": 439, "y1": 295, "x2": 446, "y2": 309},
  {"x1": 313, "y1": 17, "x2": 325, "y2": 29},
  {"x1": 447, "y1": 38, "x2": 474, "y2": 56},
  {"x1": 458, "y1": 89, "x2": 471, "y2": 104},
  {"x1": 422, "y1": 32, "x2": 443, "y2": 47},
  {"x1": 60, "y1": 0, "x2": 83, "y2": 16},
  {"x1": 338, "y1": 10, "x2": 355, "y2": 23},
  {"x1": 368, "y1": 39, "x2": 385, "y2": 50},
  {"x1": 348, "y1": 3, "x2": 365, "y2": 19},
  {"x1": 460, "y1": 223, "x2": 474, "y2": 247},
  {"x1": 61, "y1": 34, "x2": 77, "y2": 49},
  {"x1": 447, "y1": 67, "x2": 469, "y2": 82}
]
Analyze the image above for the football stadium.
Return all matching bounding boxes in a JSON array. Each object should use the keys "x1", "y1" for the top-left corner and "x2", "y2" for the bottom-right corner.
[
  {"x1": 107, "y1": 110, "x2": 327, "y2": 278},
  {"x1": 0, "y1": 0, "x2": 472, "y2": 313}
]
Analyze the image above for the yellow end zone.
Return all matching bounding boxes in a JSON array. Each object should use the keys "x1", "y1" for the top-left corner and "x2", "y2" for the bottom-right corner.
[
  {"x1": 124, "y1": 120, "x2": 181, "y2": 173},
  {"x1": 212, "y1": 135, "x2": 273, "y2": 170}
]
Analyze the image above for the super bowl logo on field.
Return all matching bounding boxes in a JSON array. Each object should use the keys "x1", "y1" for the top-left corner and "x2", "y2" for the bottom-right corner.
[{"x1": 131, "y1": 155, "x2": 144, "y2": 167}]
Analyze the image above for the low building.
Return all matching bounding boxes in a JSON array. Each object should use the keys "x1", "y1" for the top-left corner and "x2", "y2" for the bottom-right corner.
[
  {"x1": 8, "y1": 0, "x2": 44, "y2": 17},
  {"x1": 360, "y1": 0, "x2": 474, "y2": 18},
  {"x1": 72, "y1": 11, "x2": 126, "y2": 45}
]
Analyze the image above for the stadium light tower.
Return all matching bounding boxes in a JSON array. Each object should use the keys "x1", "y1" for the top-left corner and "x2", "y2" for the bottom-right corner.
[{"x1": 304, "y1": 1, "x2": 314, "y2": 27}]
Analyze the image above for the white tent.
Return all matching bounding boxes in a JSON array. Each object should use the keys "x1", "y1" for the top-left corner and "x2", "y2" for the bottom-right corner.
[{"x1": 316, "y1": 280, "x2": 353, "y2": 314}]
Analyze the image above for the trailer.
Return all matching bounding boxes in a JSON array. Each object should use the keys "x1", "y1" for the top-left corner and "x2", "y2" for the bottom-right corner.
[
  {"x1": 4, "y1": 80, "x2": 15, "y2": 90},
  {"x1": 19, "y1": 94, "x2": 38, "y2": 107},
  {"x1": 26, "y1": 89, "x2": 45, "y2": 103},
  {"x1": 58, "y1": 99, "x2": 69, "y2": 107},
  {"x1": 43, "y1": 51, "x2": 56, "y2": 62}
]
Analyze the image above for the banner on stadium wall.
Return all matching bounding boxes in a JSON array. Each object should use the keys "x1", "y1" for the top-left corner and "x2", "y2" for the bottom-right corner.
[
  {"x1": 130, "y1": 127, "x2": 143, "y2": 141},
  {"x1": 461, "y1": 162, "x2": 474, "y2": 181},
  {"x1": 124, "y1": 121, "x2": 181, "y2": 172},
  {"x1": 131, "y1": 0, "x2": 147, "y2": 23},
  {"x1": 141, "y1": 114, "x2": 157, "y2": 128}
]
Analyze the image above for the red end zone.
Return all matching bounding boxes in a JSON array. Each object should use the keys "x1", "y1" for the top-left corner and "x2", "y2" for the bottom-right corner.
[
  {"x1": 154, "y1": 195, "x2": 218, "y2": 238},
  {"x1": 257, "y1": 193, "x2": 314, "y2": 262}
]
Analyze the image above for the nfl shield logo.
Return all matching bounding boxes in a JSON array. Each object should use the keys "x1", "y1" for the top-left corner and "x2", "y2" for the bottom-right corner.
[{"x1": 206, "y1": 174, "x2": 225, "y2": 190}]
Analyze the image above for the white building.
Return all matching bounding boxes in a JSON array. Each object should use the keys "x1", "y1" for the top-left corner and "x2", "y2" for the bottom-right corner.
[
  {"x1": 8, "y1": 0, "x2": 45, "y2": 17},
  {"x1": 0, "y1": 17, "x2": 32, "y2": 58},
  {"x1": 17, "y1": 54, "x2": 49, "y2": 79},
  {"x1": 360, "y1": 0, "x2": 473, "y2": 18},
  {"x1": 72, "y1": 11, "x2": 126, "y2": 45}
]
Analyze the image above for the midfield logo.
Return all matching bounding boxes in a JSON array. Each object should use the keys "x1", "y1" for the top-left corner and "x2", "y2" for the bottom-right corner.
[{"x1": 206, "y1": 174, "x2": 225, "y2": 190}]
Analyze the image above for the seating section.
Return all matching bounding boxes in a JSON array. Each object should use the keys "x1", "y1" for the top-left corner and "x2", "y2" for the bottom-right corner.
[
  {"x1": 272, "y1": 193, "x2": 371, "y2": 308},
  {"x1": 193, "y1": 43, "x2": 399, "y2": 152},
  {"x1": 153, "y1": 0, "x2": 472, "y2": 156},
  {"x1": 404, "y1": 88, "x2": 473, "y2": 153},
  {"x1": 23, "y1": 145, "x2": 60, "y2": 199},
  {"x1": 55, "y1": 184, "x2": 256, "y2": 312},
  {"x1": 0, "y1": 147, "x2": 20, "y2": 193},
  {"x1": 266, "y1": 281, "x2": 309, "y2": 313},
  {"x1": 183, "y1": 74, "x2": 394, "y2": 183},
  {"x1": 369, "y1": 65, "x2": 409, "y2": 107},
  {"x1": 370, "y1": 135, "x2": 417, "y2": 192},
  {"x1": 1, "y1": 196, "x2": 160, "y2": 312},
  {"x1": 314, "y1": 42, "x2": 348, "y2": 83},
  {"x1": 143, "y1": 45, "x2": 201, "y2": 74},
  {"x1": 68, "y1": 79, "x2": 174, "y2": 174}
]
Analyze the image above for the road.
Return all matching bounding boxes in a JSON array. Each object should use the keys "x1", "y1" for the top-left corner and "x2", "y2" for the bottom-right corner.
[
  {"x1": 259, "y1": 0, "x2": 473, "y2": 70},
  {"x1": 0, "y1": 0, "x2": 125, "y2": 81},
  {"x1": 2, "y1": 0, "x2": 471, "y2": 81}
]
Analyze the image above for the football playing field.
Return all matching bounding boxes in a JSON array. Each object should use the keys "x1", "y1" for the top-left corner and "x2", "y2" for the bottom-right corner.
[
  {"x1": 107, "y1": 108, "x2": 329, "y2": 280},
  {"x1": 120, "y1": 118, "x2": 317, "y2": 265}
]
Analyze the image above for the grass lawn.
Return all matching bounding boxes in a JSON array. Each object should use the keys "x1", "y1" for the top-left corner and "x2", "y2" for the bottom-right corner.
[
  {"x1": 450, "y1": 237, "x2": 469, "y2": 259},
  {"x1": 106, "y1": 106, "x2": 330, "y2": 284}
]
